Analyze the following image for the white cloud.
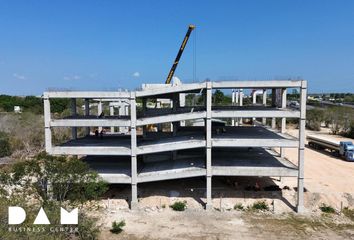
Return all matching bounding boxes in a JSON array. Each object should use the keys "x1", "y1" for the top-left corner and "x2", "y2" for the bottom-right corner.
[
  {"x1": 132, "y1": 72, "x2": 140, "y2": 78},
  {"x1": 13, "y1": 73, "x2": 26, "y2": 80},
  {"x1": 64, "y1": 75, "x2": 81, "y2": 81}
]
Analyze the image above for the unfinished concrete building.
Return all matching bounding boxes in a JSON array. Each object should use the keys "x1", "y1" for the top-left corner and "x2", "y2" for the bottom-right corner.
[{"x1": 43, "y1": 80, "x2": 307, "y2": 212}]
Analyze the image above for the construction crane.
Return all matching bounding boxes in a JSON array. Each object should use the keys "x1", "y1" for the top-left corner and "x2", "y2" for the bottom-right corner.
[{"x1": 165, "y1": 24, "x2": 195, "y2": 84}]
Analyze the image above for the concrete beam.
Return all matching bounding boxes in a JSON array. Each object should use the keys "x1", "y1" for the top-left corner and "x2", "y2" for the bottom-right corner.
[
  {"x1": 212, "y1": 109, "x2": 300, "y2": 118},
  {"x1": 212, "y1": 138, "x2": 298, "y2": 148},
  {"x1": 44, "y1": 91, "x2": 131, "y2": 99},
  {"x1": 136, "y1": 83, "x2": 204, "y2": 97},
  {"x1": 137, "y1": 111, "x2": 207, "y2": 126},
  {"x1": 50, "y1": 146, "x2": 131, "y2": 155},
  {"x1": 212, "y1": 80, "x2": 302, "y2": 89},
  {"x1": 137, "y1": 139, "x2": 206, "y2": 155},
  {"x1": 50, "y1": 119, "x2": 131, "y2": 127}
]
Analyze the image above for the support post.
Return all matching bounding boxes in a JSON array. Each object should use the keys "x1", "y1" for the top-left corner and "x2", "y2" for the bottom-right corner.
[
  {"x1": 206, "y1": 81, "x2": 212, "y2": 210},
  {"x1": 297, "y1": 81, "x2": 307, "y2": 213},
  {"x1": 252, "y1": 91, "x2": 257, "y2": 104},
  {"x1": 262, "y1": 89, "x2": 267, "y2": 125},
  {"x1": 231, "y1": 90, "x2": 235, "y2": 126},
  {"x1": 98, "y1": 100, "x2": 103, "y2": 132},
  {"x1": 280, "y1": 88, "x2": 287, "y2": 158},
  {"x1": 142, "y1": 98, "x2": 147, "y2": 138},
  {"x1": 130, "y1": 92, "x2": 138, "y2": 209},
  {"x1": 180, "y1": 93, "x2": 186, "y2": 126},
  {"x1": 85, "y1": 99, "x2": 90, "y2": 136},
  {"x1": 172, "y1": 94, "x2": 179, "y2": 160},
  {"x1": 44, "y1": 94, "x2": 52, "y2": 153},
  {"x1": 271, "y1": 88, "x2": 276, "y2": 129},
  {"x1": 110, "y1": 105, "x2": 115, "y2": 133},
  {"x1": 239, "y1": 89, "x2": 243, "y2": 125},
  {"x1": 71, "y1": 98, "x2": 77, "y2": 139}
]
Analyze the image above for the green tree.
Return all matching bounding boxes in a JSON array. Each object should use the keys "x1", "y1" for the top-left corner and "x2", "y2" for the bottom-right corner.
[
  {"x1": 7, "y1": 152, "x2": 108, "y2": 204},
  {"x1": 0, "y1": 131, "x2": 11, "y2": 157},
  {"x1": 306, "y1": 108, "x2": 325, "y2": 131}
]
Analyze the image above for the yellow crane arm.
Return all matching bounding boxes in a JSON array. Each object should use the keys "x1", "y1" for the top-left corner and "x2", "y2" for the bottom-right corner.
[{"x1": 165, "y1": 24, "x2": 195, "y2": 84}]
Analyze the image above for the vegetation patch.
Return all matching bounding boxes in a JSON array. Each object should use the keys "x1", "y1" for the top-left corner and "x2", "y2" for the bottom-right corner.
[
  {"x1": 250, "y1": 200, "x2": 269, "y2": 211},
  {"x1": 0, "y1": 131, "x2": 11, "y2": 157},
  {"x1": 110, "y1": 220, "x2": 126, "y2": 234},
  {"x1": 343, "y1": 207, "x2": 354, "y2": 221},
  {"x1": 319, "y1": 204, "x2": 336, "y2": 214},
  {"x1": 234, "y1": 203, "x2": 244, "y2": 211},
  {"x1": 170, "y1": 201, "x2": 187, "y2": 211},
  {"x1": 0, "y1": 152, "x2": 108, "y2": 239}
]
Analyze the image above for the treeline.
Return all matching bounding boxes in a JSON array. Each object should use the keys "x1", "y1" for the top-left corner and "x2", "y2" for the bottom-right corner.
[
  {"x1": 0, "y1": 95, "x2": 70, "y2": 114},
  {"x1": 307, "y1": 106, "x2": 354, "y2": 138}
]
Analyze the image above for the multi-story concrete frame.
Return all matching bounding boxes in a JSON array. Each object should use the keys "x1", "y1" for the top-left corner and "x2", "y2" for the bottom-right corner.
[{"x1": 43, "y1": 80, "x2": 307, "y2": 212}]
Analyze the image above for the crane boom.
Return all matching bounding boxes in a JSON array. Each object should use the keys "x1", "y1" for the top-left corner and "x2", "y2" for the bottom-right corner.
[{"x1": 165, "y1": 24, "x2": 195, "y2": 84}]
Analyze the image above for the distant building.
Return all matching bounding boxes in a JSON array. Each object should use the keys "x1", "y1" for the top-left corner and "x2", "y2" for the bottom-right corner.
[{"x1": 14, "y1": 106, "x2": 22, "y2": 113}]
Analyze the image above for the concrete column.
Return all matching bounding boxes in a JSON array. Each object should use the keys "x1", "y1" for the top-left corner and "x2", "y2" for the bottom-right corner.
[
  {"x1": 231, "y1": 90, "x2": 235, "y2": 126},
  {"x1": 110, "y1": 105, "x2": 115, "y2": 133},
  {"x1": 172, "y1": 94, "x2": 178, "y2": 160},
  {"x1": 235, "y1": 90, "x2": 239, "y2": 104},
  {"x1": 98, "y1": 101, "x2": 103, "y2": 132},
  {"x1": 43, "y1": 95, "x2": 52, "y2": 153},
  {"x1": 172, "y1": 94, "x2": 178, "y2": 137},
  {"x1": 71, "y1": 98, "x2": 77, "y2": 139},
  {"x1": 262, "y1": 89, "x2": 267, "y2": 125},
  {"x1": 252, "y1": 91, "x2": 257, "y2": 104},
  {"x1": 297, "y1": 81, "x2": 307, "y2": 213},
  {"x1": 271, "y1": 88, "x2": 276, "y2": 129},
  {"x1": 85, "y1": 99, "x2": 90, "y2": 136},
  {"x1": 142, "y1": 98, "x2": 147, "y2": 138},
  {"x1": 130, "y1": 92, "x2": 138, "y2": 209},
  {"x1": 252, "y1": 90, "x2": 257, "y2": 123},
  {"x1": 206, "y1": 81, "x2": 212, "y2": 210},
  {"x1": 180, "y1": 93, "x2": 186, "y2": 126},
  {"x1": 239, "y1": 90, "x2": 243, "y2": 125},
  {"x1": 156, "y1": 100, "x2": 162, "y2": 132},
  {"x1": 125, "y1": 105, "x2": 129, "y2": 133},
  {"x1": 280, "y1": 88, "x2": 287, "y2": 158}
]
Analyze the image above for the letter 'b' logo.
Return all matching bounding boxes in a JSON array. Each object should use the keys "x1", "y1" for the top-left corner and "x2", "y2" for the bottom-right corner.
[{"x1": 8, "y1": 206, "x2": 78, "y2": 225}]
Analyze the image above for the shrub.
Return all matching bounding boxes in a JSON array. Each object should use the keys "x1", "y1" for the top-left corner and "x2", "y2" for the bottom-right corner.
[
  {"x1": 234, "y1": 203, "x2": 244, "y2": 211},
  {"x1": 251, "y1": 200, "x2": 269, "y2": 211},
  {"x1": 306, "y1": 108, "x2": 325, "y2": 131},
  {"x1": 170, "y1": 201, "x2": 187, "y2": 211},
  {"x1": 6, "y1": 152, "x2": 108, "y2": 203},
  {"x1": 319, "y1": 204, "x2": 335, "y2": 214},
  {"x1": 0, "y1": 131, "x2": 11, "y2": 157},
  {"x1": 343, "y1": 207, "x2": 354, "y2": 221},
  {"x1": 110, "y1": 220, "x2": 125, "y2": 234}
]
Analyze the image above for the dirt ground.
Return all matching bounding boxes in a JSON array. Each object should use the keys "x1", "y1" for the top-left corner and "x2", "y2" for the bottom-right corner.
[
  {"x1": 95, "y1": 209, "x2": 354, "y2": 240},
  {"x1": 92, "y1": 127, "x2": 354, "y2": 239},
  {"x1": 284, "y1": 128, "x2": 354, "y2": 210}
]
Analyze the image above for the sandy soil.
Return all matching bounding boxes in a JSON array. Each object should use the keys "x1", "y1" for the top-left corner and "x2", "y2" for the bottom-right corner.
[
  {"x1": 92, "y1": 127, "x2": 354, "y2": 239},
  {"x1": 95, "y1": 209, "x2": 354, "y2": 240},
  {"x1": 283, "y1": 128, "x2": 354, "y2": 210}
]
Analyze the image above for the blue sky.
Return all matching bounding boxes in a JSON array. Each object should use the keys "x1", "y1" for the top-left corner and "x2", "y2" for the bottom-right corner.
[{"x1": 0, "y1": 0, "x2": 353, "y2": 95}]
